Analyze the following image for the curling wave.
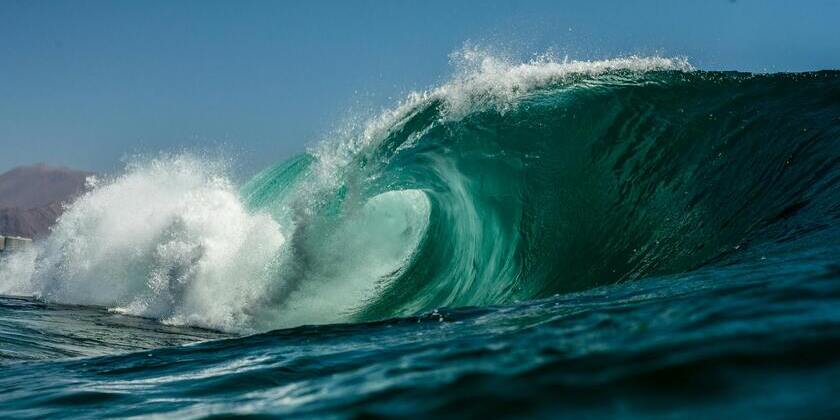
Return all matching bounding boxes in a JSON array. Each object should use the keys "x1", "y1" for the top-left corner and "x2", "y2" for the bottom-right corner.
[{"x1": 2, "y1": 51, "x2": 838, "y2": 332}]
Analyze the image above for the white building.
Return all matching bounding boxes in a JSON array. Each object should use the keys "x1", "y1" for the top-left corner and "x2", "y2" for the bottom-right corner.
[{"x1": 0, "y1": 235, "x2": 33, "y2": 253}]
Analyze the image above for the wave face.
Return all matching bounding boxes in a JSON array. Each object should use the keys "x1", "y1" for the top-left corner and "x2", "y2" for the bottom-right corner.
[
  {"x1": 2, "y1": 53, "x2": 839, "y2": 333},
  {"x1": 241, "y1": 54, "x2": 840, "y2": 327}
]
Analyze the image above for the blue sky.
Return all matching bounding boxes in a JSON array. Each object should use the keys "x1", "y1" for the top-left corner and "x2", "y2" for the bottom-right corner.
[{"x1": 1, "y1": 0, "x2": 838, "y2": 175}]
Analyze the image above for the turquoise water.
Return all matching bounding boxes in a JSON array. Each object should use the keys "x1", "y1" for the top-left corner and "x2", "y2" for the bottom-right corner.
[{"x1": 1, "y1": 55, "x2": 839, "y2": 417}]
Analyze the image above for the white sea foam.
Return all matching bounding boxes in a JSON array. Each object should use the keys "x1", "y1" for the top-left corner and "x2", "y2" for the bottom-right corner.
[{"x1": 2, "y1": 156, "x2": 286, "y2": 331}]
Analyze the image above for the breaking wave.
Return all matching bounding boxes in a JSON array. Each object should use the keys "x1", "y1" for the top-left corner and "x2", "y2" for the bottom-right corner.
[{"x1": 2, "y1": 51, "x2": 838, "y2": 332}]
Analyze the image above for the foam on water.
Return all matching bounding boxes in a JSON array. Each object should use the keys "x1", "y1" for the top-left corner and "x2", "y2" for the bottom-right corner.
[{"x1": 1, "y1": 156, "x2": 286, "y2": 331}]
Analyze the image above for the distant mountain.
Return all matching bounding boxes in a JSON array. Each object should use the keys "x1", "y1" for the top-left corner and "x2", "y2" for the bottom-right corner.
[
  {"x1": 0, "y1": 164, "x2": 93, "y2": 238},
  {"x1": 0, "y1": 203, "x2": 65, "y2": 239}
]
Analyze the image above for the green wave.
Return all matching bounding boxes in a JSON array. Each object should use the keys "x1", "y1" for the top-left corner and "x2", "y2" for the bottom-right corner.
[{"x1": 242, "y1": 69, "x2": 840, "y2": 322}]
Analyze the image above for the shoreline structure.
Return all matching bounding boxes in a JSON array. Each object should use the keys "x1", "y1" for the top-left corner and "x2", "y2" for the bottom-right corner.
[{"x1": 0, "y1": 235, "x2": 32, "y2": 253}]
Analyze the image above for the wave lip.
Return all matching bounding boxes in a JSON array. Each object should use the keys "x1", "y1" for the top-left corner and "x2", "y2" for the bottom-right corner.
[{"x1": 322, "y1": 51, "x2": 694, "y2": 174}]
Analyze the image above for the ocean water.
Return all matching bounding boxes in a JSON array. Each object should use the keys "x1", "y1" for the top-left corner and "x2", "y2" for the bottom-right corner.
[{"x1": 1, "y1": 52, "x2": 839, "y2": 418}]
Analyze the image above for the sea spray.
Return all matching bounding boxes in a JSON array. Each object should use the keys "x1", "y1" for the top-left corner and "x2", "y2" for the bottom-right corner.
[{"x1": 21, "y1": 156, "x2": 285, "y2": 331}]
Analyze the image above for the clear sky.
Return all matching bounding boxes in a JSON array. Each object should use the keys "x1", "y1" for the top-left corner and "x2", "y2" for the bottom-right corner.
[{"x1": 1, "y1": 0, "x2": 838, "y2": 175}]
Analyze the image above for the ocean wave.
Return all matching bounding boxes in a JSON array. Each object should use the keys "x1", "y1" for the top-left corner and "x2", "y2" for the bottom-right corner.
[{"x1": 2, "y1": 51, "x2": 838, "y2": 332}]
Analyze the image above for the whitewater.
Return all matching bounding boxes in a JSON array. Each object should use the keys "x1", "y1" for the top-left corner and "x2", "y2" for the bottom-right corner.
[{"x1": 1, "y1": 51, "x2": 839, "y2": 418}]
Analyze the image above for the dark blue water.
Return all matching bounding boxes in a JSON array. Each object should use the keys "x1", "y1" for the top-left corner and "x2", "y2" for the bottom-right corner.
[{"x1": 2, "y1": 243, "x2": 839, "y2": 418}]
